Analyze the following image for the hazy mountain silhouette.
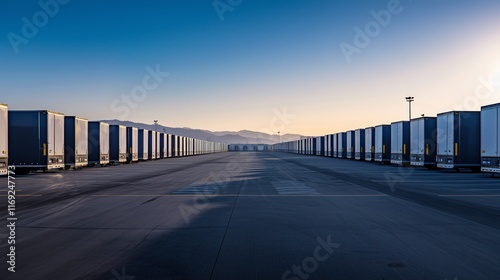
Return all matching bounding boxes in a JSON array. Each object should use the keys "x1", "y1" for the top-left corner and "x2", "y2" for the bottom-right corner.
[{"x1": 100, "y1": 120, "x2": 304, "y2": 144}]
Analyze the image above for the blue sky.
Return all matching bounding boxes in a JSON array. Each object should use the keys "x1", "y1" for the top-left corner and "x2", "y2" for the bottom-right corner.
[{"x1": 2, "y1": 0, "x2": 500, "y2": 135}]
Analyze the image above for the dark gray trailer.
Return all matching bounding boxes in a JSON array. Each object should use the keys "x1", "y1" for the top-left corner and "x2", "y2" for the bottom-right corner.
[
  {"x1": 159, "y1": 133, "x2": 166, "y2": 159},
  {"x1": 183, "y1": 136, "x2": 187, "y2": 156},
  {"x1": 126, "y1": 127, "x2": 139, "y2": 162},
  {"x1": 330, "y1": 134, "x2": 334, "y2": 157},
  {"x1": 332, "y1": 133, "x2": 338, "y2": 158},
  {"x1": 316, "y1": 136, "x2": 325, "y2": 156},
  {"x1": 437, "y1": 111, "x2": 480, "y2": 171},
  {"x1": 374, "y1": 125, "x2": 391, "y2": 163},
  {"x1": 354, "y1": 129, "x2": 365, "y2": 160},
  {"x1": 177, "y1": 135, "x2": 182, "y2": 157},
  {"x1": 321, "y1": 136, "x2": 326, "y2": 156},
  {"x1": 410, "y1": 117, "x2": 437, "y2": 168},
  {"x1": 9, "y1": 110, "x2": 65, "y2": 173},
  {"x1": 110, "y1": 125, "x2": 127, "y2": 164},
  {"x1": 148, "y1": 130, "x2": 157, "y2": 160},
  {"x1": 138, "y1": 129, "x2": 149, "y2": 161},
  {"x1": 166, "y1": 133, "x2": 171, "y2": 157},
  {"x1": 0, "y1": 104, "x2": 8, "y2": 175},
  {"x1": 390, "y1": 121, "x2": 410, "y2": 165},
  {"x1": 325, "y1": 134, "x2": 332, "y2": 157},
  {"x1": 481, "y1": 103, "x2": 500, "y2": 173},
  {"x1": 314, "y1": 137, "x2": 321, "y2": 156},
  {"x1": 167, "y1": 134, "x2": 173, "y2": 157},
  {"x1": 179, "y1": 135, "x2": 183, "y2": 156},
  {"x1": 338, "y1": 132, "x2": 347, "y2": 158},
  {"x1": 64, "y1": 116, "x2": 88, "y2": 169},
  {"x1": 346, "y1": 130, "x2": 355, "y2": 159},
  {"x1": 364, "y1": 127, "x2": 375, "y2": 161},
  {"x1": 157, "y1": 132, "x2": 161, "y2": 158},
  {"x1": 188, "y1": 137, "x2": 192, "y2": 156},
  {"x1": 88, "y1": 122, "x2": 110, "y2": 166},
  {"x1": 314, "y1": 137, "x2": 318, "y2": 155},
  {"x1": 172, "y1": 135, "x2": 179, "y2": 157}
]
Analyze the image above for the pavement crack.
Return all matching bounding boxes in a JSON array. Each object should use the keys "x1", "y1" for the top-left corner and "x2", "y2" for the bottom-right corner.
[
  {"x1": 208, "y1": 180, "x2": 242, "y2": 280},
  {"x1": 134, "y1": 224, "x2": 162, "y2": 250}
]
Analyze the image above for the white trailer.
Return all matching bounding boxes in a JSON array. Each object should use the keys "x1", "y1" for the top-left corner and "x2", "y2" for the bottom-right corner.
[{"x1": 481, "y1": 103, "x2": 500, "y2": 173}]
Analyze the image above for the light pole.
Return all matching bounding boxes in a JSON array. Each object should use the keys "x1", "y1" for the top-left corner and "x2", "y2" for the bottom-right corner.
[
  {"x1": 405, "y1": 96, "x2": 414, "y2": 121},
  {"x1": 278, "y1": 131, "x2": 281, "y2": 143}
]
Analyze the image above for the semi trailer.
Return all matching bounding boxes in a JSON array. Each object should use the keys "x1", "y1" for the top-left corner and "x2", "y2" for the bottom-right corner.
[
  {"x1": 126, "y1": 127, "x2": 139, "y2": 162},
  {"x1": 110, "y1": 125, "x2": 127, "y2": 164},
  {"x1": 354, "y1": 129, "x2": 365, "y2": 160},
  {"x1": 365, "y1": 127, "x2": 375, "y2": 161},
  {"x1": 390, "y1": 121, "x2": 410, "y2": 165},
  {"x1": 410, "y1": 117, "x2": 437, "y2": 168},
  {"x1": 64, "y1": 116, "x2": 88, "y2": 169},
  {"x1": 374, "y1": 125, "x2": 391, "y2": 163},
  {"x1": 88, "y1": 121, "x2": 110, "y2": 166},
  {"x1": 9, "y1": 110, "x2": 65, "y2": 173},
  {"x1": 437, "y1": 111, "x2": 480, "y2": 171},
  {"x1": 481, "y1": 103, "x2": 500, "y2": 173},
  {"x1": 138, "y1": 129, "x2": 149, "y2": 161}
]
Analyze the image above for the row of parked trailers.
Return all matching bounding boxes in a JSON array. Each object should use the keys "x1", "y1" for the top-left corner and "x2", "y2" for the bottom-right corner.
[
  {"x1": 0, "y1": 105, "x2": 227, "y2": 175},
  {"x1": 273, "y1": 103, "x2": 500, "y2": 174}
]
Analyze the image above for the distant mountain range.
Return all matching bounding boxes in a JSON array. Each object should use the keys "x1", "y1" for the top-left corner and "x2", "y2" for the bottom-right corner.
[{"x1": 101, "y1": 120, "x2": 304, "y2": 144}]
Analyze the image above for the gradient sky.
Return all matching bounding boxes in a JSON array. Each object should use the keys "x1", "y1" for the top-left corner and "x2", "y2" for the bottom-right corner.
[{"x1": 2, "y1": 0, "x2": 500, "y2": 136}]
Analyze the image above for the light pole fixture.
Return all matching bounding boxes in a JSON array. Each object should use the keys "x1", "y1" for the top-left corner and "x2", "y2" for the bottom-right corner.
[{"x1": 405, "y1": 96, "x2": 414, "y2": 121}]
